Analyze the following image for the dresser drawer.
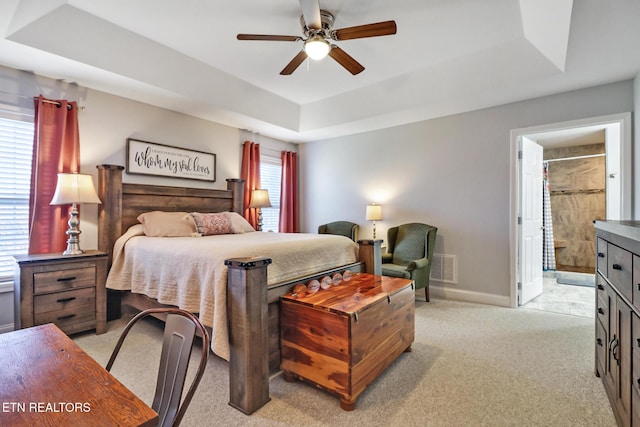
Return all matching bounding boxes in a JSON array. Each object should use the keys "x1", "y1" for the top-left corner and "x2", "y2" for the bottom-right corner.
[
  {"x1": 634, "y1": 255, "x2": 640, "y2": 311},
  {"x1": 597, "y1": 276, "x2": 609, "y2": 333},
  {"x1": 597, "y1": 237, "x2": 608, "y2": 275},
  {"x1": 33, "y1": 287, "x2": 95, "y2": 315},
  {"x1": 609, "y1": 244, "x2": 633, "y2": 301},
  {"x1": 633, "y1": 314, "x2": 640, "y2": 394},
  {"x1": 596, "y1": 318, "x2": 607, "y2": 377},
  {"x1": 33, "y1": 266, "x2": 96, "y2": 294},
  {"x1": 597, "y1": 295, "x2": 609, "y2": 332},
  {"x1": 597, "y1": 274, "x2": 608, "y2": 307},
  {"x1": 633, "y1": 387, "x2": 640, "y2": 427}
]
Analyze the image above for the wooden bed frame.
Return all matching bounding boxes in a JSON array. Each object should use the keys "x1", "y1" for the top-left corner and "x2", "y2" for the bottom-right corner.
[{"x1": 96, "y1": 164, "x2": 382, "y2": 415}]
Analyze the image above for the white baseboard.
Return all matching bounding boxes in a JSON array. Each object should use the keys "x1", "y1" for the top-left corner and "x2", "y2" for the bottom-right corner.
[
  {"x1": 422, "y1": 284, "x2": 511, "y2": 307},
  {"x1": 0, "y1": 281, "x2": 13, "y2": 293},
  {"x1": 0, "y1": 323, "x2": 14, "y2": 334}
]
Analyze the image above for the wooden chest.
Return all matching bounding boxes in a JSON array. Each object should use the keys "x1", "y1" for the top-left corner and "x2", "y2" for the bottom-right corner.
[{"x1": 280, "y1": 273, "x2": 415, "y2": 410}]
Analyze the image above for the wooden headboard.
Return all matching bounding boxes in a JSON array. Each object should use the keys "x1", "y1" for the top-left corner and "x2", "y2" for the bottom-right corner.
[{"x1": 96, "y1": 164, "x2": 244, "y2": 265}]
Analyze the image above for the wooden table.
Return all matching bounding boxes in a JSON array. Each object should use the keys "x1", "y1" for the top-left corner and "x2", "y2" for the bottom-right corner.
[{"x1": 0, "y1": 323, "x2": 158, "y2": 426}]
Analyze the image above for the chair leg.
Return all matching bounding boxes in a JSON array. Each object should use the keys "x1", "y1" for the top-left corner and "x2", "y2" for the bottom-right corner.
[{"x1": 425, "y1": 287, "x2": 430, "y2": 302}]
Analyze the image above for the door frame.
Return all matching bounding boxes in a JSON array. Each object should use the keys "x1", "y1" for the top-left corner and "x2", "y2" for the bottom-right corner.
[{"x1": 509, "y1": 112, "x2": 632, "y2": 308}]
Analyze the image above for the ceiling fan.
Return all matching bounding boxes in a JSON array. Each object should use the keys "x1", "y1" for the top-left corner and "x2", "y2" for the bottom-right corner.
[{"x1": 237, "y1": 0, "x2": 397, "y2": 75}]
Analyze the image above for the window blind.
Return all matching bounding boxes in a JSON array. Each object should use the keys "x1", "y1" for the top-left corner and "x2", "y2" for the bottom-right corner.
[
  {"x1": 260, "y1": 156, "x2": 281, "y2": 232},
  {"x1": 0, "y1": 116, "x2": 34, "y2": 281}
]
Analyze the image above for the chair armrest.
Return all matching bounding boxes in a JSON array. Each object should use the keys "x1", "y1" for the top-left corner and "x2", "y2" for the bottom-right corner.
[
  {"x1": 407, "y1": 257, "x2": 429, "y2": 271},
  {"x1": 381, "y1": 253, "x2": 393, "y2": 264}
]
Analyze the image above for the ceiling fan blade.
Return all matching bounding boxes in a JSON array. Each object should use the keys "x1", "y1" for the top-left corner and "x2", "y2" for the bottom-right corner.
[
  {"x1": 328, "y1": 46, "x2": 364, "y2": 75},
  {"x1": 299, "y1": 0, "x2": 321, "y2": 30},
  {"x1": 237, "y1": 34, "x2": 300, "y2": 42},
  {"x1": 280, "y1": 50, "x2": 308, "y2": 75},
  {"x1": 332, "y1": 20, "x2": 397, "y2": 40}
]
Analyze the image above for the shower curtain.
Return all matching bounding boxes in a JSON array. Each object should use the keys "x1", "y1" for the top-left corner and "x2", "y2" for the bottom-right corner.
[{"x1": 542, "y1": 161, "x2": 556, "y2": 271}]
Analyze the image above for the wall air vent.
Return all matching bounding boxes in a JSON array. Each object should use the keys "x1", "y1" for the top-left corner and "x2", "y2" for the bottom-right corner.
[{"x1": 430, "y1": 253, "x2": 457, "y2": 284}]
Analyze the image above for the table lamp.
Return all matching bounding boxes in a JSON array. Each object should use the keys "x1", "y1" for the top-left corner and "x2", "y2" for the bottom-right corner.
[
  {"x1": 50, "y1": 172, "x2": 102, "y2": 255},
  {"x1": 366, "y1": 203, "x2": 383, "y2": 239},
  {"x1": 249, "y1": 189, "x2": 272, "y2": 231}
]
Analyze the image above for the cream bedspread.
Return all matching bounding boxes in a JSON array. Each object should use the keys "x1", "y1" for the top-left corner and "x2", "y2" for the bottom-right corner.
[{"x1": 106, "y1": 225, "x2": 359, "y2": 360}]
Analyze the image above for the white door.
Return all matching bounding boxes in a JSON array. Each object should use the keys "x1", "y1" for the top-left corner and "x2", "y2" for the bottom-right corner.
[
  {"x1": 519, "y1": 136, "x2": 544, "y2": 305},
  {"x1": 605, "y1": 123, "x2": 621, "y2": 219}
]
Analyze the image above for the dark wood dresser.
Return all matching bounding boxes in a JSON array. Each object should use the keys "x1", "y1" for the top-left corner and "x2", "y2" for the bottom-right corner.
[
  {"x1": 13, "y1": 250, "x2": 108, "y2": 335},
  {"x1": 594, "y1": 220, "x2": 640, "y2": 426}
]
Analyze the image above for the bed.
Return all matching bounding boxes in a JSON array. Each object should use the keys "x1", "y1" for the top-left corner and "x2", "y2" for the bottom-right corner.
[{"x1": 96, "y1": 164, "x2": 382, "y2": 414}]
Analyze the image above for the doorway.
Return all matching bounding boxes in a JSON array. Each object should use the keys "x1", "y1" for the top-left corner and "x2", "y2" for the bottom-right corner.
[{"x1": 509, "y1": 113, "x2": 632, "y2": 311}]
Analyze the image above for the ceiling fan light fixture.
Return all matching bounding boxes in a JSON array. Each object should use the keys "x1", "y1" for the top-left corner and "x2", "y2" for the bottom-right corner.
[{"x1": 304, "y1": 35, "x2": 330, "y2": 60}]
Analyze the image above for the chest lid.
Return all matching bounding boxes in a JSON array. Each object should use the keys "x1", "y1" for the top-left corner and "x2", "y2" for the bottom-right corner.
[{"x1": 281, "y1": 273, "x2": 413, "y2": 315}]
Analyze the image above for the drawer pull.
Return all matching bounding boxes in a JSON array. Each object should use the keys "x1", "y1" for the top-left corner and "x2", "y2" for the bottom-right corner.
[
  {"x1": 597, "y1": 338, "x2": 603, "y2": 346},
  {"x1": 611, "y1": 337, "x2": 620, "y2": 365},
  {"x1": 598, "y1": 308, "x2": 605, "y2": 315},
  {"x1": 56, "y1": 276, "x2": 77, "y2": 282},
  {"x1": 56, "y1": 297, "x2": 76, "y2": 303},
  {"x1": 597, "y1": 284, "x2": 605, "y2": 291},
  {"x1": 57, "y1": 314, "x2": 76, "y2": 321},
  {"x1": 612, "y1": 264, "x2": 622, "y2": 271},
  {"x1": 598, "y1": 252, "x2": 605, "y2": 258}
]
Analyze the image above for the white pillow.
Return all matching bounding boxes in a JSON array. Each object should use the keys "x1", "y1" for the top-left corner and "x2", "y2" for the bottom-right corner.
[
  {"x1": 136, "y1": 211, "x2": 197, "y2": 237},
  {"x1": 226, "y1": 212, "x2": 256, "y2": 233}
]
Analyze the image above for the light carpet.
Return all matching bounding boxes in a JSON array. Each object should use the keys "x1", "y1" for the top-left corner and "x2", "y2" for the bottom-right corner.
[{"x1": 73, "y1": 299, "x2": 616, "y2": 426}]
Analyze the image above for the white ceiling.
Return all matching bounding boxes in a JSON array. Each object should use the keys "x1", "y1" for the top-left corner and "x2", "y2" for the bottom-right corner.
[{"x1": 0, "y1": 0, "x2": 639, "y2": 143}]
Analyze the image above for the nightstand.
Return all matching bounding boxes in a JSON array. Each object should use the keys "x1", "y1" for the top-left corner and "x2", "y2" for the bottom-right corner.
[{"x1": 13, "y1": 250, "x2": 108, "y2": 335}]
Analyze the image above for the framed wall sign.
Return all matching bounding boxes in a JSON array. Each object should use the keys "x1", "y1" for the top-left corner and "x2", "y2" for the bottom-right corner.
[{"x1": 126, "y1": 138, "x2": 216, "y2": 182}]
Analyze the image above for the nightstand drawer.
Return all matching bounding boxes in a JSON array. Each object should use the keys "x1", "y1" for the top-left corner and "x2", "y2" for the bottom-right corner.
[
  {"x1": 33, "y1": 266, "x2": 96, "y2": 294},
  {"x1": 33, "y1": 287, "x2": 95, "y2": 315},
  {"x1": 34, "y1": 302, "x2": 96, "y2": 328}
]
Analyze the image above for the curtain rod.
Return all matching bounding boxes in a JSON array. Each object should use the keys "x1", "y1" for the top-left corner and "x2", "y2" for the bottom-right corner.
[
  {"x1": 0, "y1": 90, "x2": 85, "y2": 111},
  {"x1": 545, "y1": 153, "x2": 605, "y2": 163}
]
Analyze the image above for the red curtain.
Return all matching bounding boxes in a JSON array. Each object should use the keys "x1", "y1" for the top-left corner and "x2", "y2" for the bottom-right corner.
[
  {"x1": 240, "y1": 141, "x2": 261, "y2": 229},
  {"x1": 279, "y1": 151, "x2": 299, "y2": 233},
  {"x1": 28, "y1": 95, "x2": 80, "y2": 254}
]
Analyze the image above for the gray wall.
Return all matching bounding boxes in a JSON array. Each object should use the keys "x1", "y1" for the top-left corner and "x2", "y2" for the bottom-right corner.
[{"x1": 300, "y1": 80, "x2": 635, "y2": 305}]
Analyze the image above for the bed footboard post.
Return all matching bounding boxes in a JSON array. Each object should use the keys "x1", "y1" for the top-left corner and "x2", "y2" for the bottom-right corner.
[
  {"x1": 225, "y1": 257, "x2": 272, "y2": 415},
  {"x1": 358, "y1": 239, "x2": 382, "y2": 275}
]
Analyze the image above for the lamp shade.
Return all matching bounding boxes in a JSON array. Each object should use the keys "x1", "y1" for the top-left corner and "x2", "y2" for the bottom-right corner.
[
  {"x1": 366, "y1": 204, "x2": 383, "y2": 221},
  {"x1": 50, "y1": 173, "x2": 102, "y2": 205},
  {"x1": 248, "y1": 189, "x2": 272, "y2": 209},
  {"x1": 304, "y1": 35, "x2": 331, "y2": 60}
]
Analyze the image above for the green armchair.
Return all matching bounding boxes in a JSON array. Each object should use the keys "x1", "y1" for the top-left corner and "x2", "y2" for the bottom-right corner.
[
  {"x1": 381, "y1": 223, "x2": 437, "y2": 302},
  {"x1": 318, "y1": 221, "x2": 359, "y2": 242}
]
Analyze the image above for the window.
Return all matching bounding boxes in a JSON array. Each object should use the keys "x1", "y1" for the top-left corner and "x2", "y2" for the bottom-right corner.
[
  {"x1": 0, "y1": 115, "x2": 34, "y2": 281},
  {"x1": 260, "y1": 157, "x2": 281, "y2": 232}
]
